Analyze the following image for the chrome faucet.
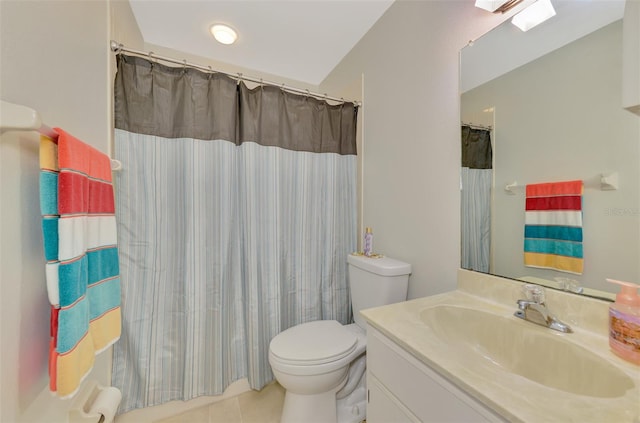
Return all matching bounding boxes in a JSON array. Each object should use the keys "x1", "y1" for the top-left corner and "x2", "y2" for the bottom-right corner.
[{"x1": 514, "y1": 285, "x2": 573, "y2": 333}]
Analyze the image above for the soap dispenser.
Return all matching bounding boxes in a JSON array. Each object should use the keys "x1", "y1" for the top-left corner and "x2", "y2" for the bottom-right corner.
[{"x1": 607, "y1": 278, "x2": 640, "y2": 365}]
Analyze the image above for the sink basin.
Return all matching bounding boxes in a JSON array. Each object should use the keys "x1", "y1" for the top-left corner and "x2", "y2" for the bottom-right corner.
[{"x1": 420, "y1": 305, "x2": 635, "y2": 398}]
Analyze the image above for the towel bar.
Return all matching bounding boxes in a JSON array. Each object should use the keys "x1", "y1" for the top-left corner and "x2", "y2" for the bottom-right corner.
[
  {"x1": 505, "y1": 174, "x2": 619, "y2": 194},
  {"x1": 1, "y1": 100, "x2": 122, "y2": 171}
]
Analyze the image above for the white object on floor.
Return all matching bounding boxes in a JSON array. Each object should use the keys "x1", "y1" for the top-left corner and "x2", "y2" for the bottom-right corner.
[{"x1": 68, "y1": 380, "x2": 122, "y2": 423}]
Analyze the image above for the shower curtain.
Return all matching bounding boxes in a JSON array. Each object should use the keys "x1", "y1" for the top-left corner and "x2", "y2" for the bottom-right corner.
[
  {"x1": 461, "y1": 125, "x2": 492, "y2": 273},
  {"x1": 111, "y1": 55, "x2": 358, "y2": 413}
]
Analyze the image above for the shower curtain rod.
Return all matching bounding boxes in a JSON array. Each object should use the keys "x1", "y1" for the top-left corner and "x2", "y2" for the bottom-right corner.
[
  {"x1": 462, "y1": 122, "x2": 492, "y2": 131},
  {"x1": 110, "y1": 40, "x2": 361, "y2": 107}
]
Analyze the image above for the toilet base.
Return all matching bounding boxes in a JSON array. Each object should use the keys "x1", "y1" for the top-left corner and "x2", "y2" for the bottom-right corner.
[
  {"x1": 336, "y1": 358, "x2": 367, "y2": 423},
  {"x1": 337, "y1": 385, "x2": 366, "y2": 423},
  {"x1": 280, "y1": 376, "x2": 347, "y2": 423}
]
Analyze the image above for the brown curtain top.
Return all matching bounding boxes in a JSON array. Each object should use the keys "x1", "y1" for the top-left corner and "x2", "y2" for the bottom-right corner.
[
  {"x1": 114, "y1": 54, "x2": 358, "y2": 155},
  {"x1": 461, "y1": 125, "x2": 492, "y2": 169}
]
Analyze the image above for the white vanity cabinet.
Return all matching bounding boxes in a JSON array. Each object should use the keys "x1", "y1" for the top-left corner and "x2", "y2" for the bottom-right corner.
[{"x1": 366, "y1": 326, "x2": 505, "y2": 423}]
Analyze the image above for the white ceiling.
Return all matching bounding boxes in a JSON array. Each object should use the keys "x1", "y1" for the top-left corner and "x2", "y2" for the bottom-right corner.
[
  {"x1": 128, "y1": 0, "x2": 395, "y2": 86},
  {"x1": 461, "y1": 0, "x2": 626, "y2": 92}
]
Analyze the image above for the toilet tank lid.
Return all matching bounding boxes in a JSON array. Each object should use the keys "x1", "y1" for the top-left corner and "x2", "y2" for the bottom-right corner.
[{"x1": 347, "y1": 254, "x2": 411, "y2": 276}]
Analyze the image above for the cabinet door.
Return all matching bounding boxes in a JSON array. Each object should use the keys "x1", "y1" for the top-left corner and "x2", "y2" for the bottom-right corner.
[
  {"x1": 367, "y1": 326, "x2": 504, "y2": 423},
  {"x1": 367, "y1": 374, "x2": 418, "y2": 423}
]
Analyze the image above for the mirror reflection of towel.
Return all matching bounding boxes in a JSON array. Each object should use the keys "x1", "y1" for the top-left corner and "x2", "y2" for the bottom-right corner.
[{"x1": 524, "y1": 180, "x2": 583, "y2": 275}]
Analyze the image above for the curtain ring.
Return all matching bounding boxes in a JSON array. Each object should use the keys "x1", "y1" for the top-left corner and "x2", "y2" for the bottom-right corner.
[
  {"x1": 148, "y1": 51, "x2": 155, "y2": 71},
  {"x1": 237, "y1": 72, "x2": 243, "y2": 86},
  {"x1": 207, "y1": 66, "x2": 213, "y2": 79}
]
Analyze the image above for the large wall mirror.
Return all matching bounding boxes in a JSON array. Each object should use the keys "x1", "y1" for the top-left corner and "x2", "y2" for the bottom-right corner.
[{"x1": 460, "y1": 0, "x2": 639, "y2": 298}]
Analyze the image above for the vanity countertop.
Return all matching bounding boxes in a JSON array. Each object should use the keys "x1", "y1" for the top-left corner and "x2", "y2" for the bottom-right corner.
[{"x1": 361, "y1": 272, "x2": 640, "y2": 423}]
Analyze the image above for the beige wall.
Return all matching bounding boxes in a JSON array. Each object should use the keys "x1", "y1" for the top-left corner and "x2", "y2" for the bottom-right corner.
[
  {"x1": 321, "y1": 0, "x2": 511, "y2": 299},
  {"x1": 0, "y1": 1, "x2": 118, "y2": 421},
  {"x1": 462, "y1": 21, "x2": 640, "y2": 293}
]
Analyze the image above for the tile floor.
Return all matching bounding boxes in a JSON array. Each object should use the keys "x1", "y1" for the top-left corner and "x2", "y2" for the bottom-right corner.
[{"x1": 154, "y1": 382, "x2": 285, "y2": 423}]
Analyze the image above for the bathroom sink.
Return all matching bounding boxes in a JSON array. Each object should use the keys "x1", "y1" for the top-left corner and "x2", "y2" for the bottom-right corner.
[{"x1": 420, "y1": 305, "x2": 635, "y2": 398}]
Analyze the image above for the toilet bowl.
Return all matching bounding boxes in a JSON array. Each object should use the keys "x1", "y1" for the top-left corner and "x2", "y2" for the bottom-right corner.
[
  {"x1": 269, "y1": 320, "x2": 366, "y2": 423},
  {"x1": 268, "y1": 254, "x2": 411, "y2": 423}
]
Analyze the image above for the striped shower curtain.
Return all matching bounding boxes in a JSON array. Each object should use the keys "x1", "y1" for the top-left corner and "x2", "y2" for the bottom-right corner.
[
  {"x1": 111, "y1": 55, "x2": 358, "y2": 413},
  {"x1": 461, "y1": 125, "x2": 493, "y2": 273}
]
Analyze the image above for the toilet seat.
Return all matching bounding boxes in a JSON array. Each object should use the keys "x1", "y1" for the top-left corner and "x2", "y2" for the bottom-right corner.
[{"x1": 270, "y1": 320, "x2": 358, "y2": 366}]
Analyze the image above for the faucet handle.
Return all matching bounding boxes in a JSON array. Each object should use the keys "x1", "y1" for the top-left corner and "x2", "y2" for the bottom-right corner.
[
  {"x1": 516, "y1": 299, "x2": 536, "y2": 310},
  {"x1": 554, "y1": 277, "x2": 584, "y2": 294},
  {"x1": 522, "y1": 284, "x2": 546, "y2": 305}
]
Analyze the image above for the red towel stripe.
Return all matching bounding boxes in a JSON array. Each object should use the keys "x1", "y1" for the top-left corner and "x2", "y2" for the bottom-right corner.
[
  {"x1": 50, "y1": 306, "x2": 59, "y2": 339},
  {"x1": 58, "y1": 172, "x2": 115, "y2": 215},
  {"x1": 526, "y1": 196, "x2": 582, "y2": 211},
  {"x1": 49, "y1": 306, "x2": 59, "y2": 391}
]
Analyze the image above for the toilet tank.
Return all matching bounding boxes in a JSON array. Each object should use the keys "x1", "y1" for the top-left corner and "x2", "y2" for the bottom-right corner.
[{"x1": 347, "y1": 254, "x2": 411, "y2": 329}]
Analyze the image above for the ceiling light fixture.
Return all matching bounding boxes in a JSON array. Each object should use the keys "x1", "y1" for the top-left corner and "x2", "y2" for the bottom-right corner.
[
  {"x1": 475, "y1": 0, "x2": 525, "y2": 14},
  {"x1": 210, "y1": 24, "x2": 238, "y2": 45},
  {"x1": 511, "y1": 0, "x2": 556, "y2": 32}
]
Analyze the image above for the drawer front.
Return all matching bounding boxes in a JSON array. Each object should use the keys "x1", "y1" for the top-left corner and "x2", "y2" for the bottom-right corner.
[
  {"x1": 367, "y1": 374, "x2": 418, "y2": 423},
  {"x1": 367, "y1": 326, "x2": 503, "y2": 423}
]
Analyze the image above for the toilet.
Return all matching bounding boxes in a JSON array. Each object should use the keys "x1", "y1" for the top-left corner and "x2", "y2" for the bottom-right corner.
[{"x1": 268, "y1": 254, "x2": 411, "y2": 423}]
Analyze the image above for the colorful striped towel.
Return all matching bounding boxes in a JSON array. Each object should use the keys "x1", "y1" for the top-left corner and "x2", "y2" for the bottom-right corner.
[
  {"x1": 524, "y1": 180, "x2": 584, "y2": 275},
  {"x1": 39, "y1": 129, "x2": 121, "y2": 398}
]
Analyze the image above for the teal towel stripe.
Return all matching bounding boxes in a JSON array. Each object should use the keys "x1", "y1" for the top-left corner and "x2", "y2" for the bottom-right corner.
[
  {"x1": 524, "y1": 225, "x2": 583, "y2": 242},
  {"x1": 524, "y1": 238, "x2": 583, "y2": 258},
  {"x1": 40, "y1": 171, "x2": 58, "y2": 216},
  {"x1": 42, "y1": 217, "x2": 59, "y2": 261},
  {"x1": 88, "y1": 277, "x2": 122, "y2": 320},
  {"x1": 87, "y1": 248, "x2": 120, "y2": 285},
  {"x1": 56, "y1": 298, "x2": 89, "y2": 354},
  {"x1": 58, "y1": 256, "x2": 88, "y2": 307}
]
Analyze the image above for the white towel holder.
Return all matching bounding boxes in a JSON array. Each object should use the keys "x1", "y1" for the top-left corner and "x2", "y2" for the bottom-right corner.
[
  {"x1": 1, "y1": 100, "x2": 122, "y2": 171},
  {"x1": 504, "y1": 181, "x2": 519, "y2": 194},
  {"x1": 504, "y1": 173, "x2": 619, "y2": 194},
  {"x1": 0, "y1": 100, "x2": 41, "y2": 133},
  {"x1": 600, "y1": 172, "x2": 619, "y2": 190}
]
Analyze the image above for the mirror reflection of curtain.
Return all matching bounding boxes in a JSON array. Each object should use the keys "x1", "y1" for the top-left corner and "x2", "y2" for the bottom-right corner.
[{"x1": 461, "y1": 125, "x2": 492, "y2": 272}]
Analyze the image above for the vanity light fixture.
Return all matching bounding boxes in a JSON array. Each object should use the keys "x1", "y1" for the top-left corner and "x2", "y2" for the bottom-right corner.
[
  {"x1": 474, "y1": 0, "x2": 525, "y2": 14},
  {"x1": 210, "y1": 24, "x2": 238, "y2": 45},
  {"x1": 511, "y1": 0, "x2": 556, "y2": 32}
]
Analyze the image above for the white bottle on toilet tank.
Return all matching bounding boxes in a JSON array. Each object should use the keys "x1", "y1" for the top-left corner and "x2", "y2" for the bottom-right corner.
[{"x1": 363, "y1": 227, "x2": 373, "y2": 256}]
